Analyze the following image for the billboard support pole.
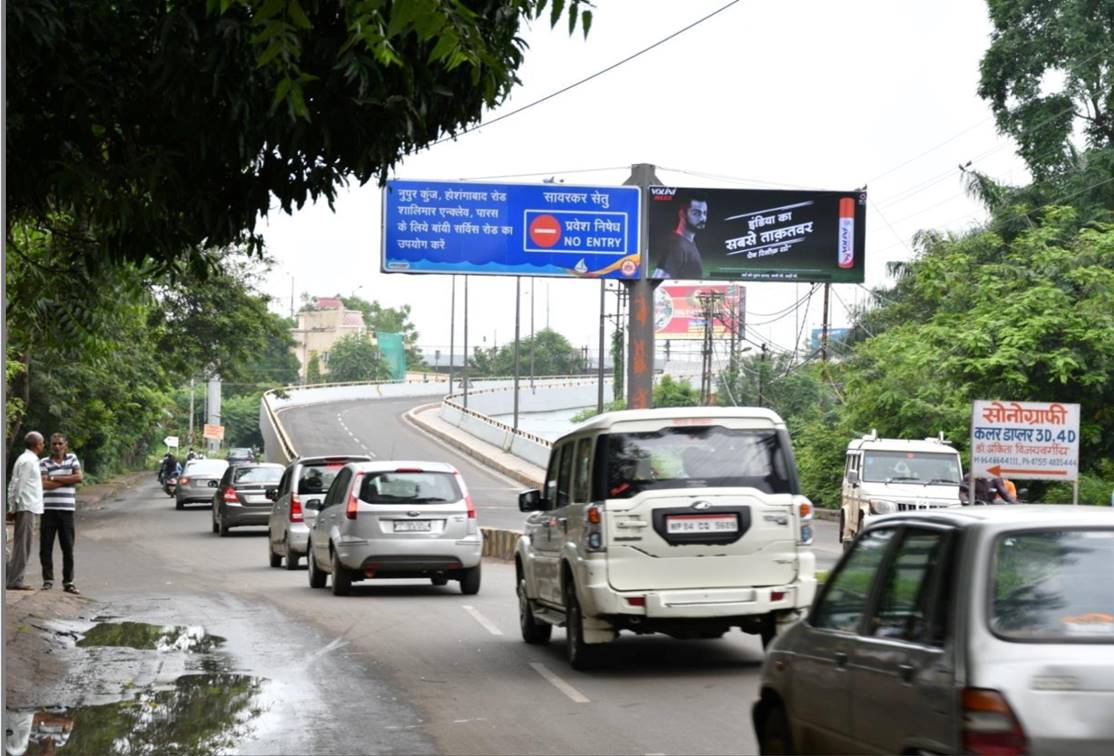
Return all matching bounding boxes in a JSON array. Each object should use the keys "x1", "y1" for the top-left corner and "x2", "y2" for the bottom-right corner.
[
  {"x1": 463, "y1": 276, "x2": 469, "y2": 409},
  {"x1": 513, "y1": 276, "x2": 521, "y2": 430},
  {"x1": 529, "y1": 278, "x2": 535, "y2": 392},
  {"x1": 821, "y1": 283, "x2": 831, "y2": 363},
  {"x1": 624, "y1": 163, "x2": 662, "y2": 410},
  {"x1": 1073, "y1": 479, "x2": 1079, "y2": 505},
  {"x1": 449, "y1": 276, "x2": 456, "y2": 394},
  {"x1": 597, "y1": 279, "x2": 606, "y2": 414}
]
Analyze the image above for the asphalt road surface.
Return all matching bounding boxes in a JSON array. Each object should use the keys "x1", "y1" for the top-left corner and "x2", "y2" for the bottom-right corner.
[{"x1": 276, "y1": 396, "x2": 842, "y2": 568}]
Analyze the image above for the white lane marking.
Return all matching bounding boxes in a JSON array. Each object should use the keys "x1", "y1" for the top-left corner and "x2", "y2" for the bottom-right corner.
[
  {"x1": 307, "y1": 636, "x2": 350, "y2": 660},
  {"x1": 350, "y1": 437, "x2": 360, "y2": 444},
  {"x1": 529, "y1": 662, "x2": 590, "y2": 704},
  {"x1": 462, "y1": 605, "x2": 504, "y2": 636}
]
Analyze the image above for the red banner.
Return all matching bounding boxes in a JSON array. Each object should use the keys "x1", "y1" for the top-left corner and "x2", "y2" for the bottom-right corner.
[{"x1": 654, "y1": 284, "x2": 744, "y2": 340}]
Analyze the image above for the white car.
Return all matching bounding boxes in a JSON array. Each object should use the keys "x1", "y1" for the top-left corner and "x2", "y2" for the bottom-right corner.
[
  {"x1": 306, "y1": 461, "x2": 483, "y2": 596},
  {"x1": 516, "y1": 407, "x2": 817, "y2": 669}
]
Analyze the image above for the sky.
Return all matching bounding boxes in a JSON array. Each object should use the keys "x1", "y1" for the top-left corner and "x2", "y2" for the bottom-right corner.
[{"x1": 258, "y1": 0, "x2": 1028, "y2": 368}]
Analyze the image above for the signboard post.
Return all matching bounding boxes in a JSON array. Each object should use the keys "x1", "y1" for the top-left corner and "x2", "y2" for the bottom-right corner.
[
  {"x1": 164, "y1": 435, "x2": 179, "y2": 449},
  {"x1": 382, "y1": 181, "x2": 641, "y2": 279},
  {"x1": 647, "y1": 186, "x2": 867, "y2": 283},
  {"x1": 970, "y1": 400, "x2": 1081, "y2": 503}
]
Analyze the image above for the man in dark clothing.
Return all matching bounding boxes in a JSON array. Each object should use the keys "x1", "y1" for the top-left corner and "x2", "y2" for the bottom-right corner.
[{"x1": 652, "y1": 194, "x2": 709, "y2": 279}]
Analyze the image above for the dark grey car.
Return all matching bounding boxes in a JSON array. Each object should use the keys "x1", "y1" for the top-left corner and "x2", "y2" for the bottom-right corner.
[
  {"x1": 175, "y1": 459, "x2": 229, "y2": 510},
  {"x1": 211, "y1": 463, "x2": 284, "y2": 536}
]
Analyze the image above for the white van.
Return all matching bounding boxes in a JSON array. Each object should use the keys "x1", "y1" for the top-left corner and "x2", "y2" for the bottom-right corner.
[
  {"x1": 514, "y1": 406, "x2": 817, "y2": 669},
  {"x1": 839, "y1": 430, "x2": 964, "y2": 546}
]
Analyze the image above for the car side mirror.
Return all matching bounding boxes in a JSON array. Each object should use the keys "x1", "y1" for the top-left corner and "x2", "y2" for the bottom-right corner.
[
  {"x1": 518, "y1": 489, "x2": 545, "y2": 512},
  {"x1": 847, "y1": 470, "x2": 860, "y2": 486},
  {"x1": 305, "y1": 498, "x2": 324, "y2": 511},
  {"x1": 265, "y1": 488, "x2": 278, "y2": 501}
]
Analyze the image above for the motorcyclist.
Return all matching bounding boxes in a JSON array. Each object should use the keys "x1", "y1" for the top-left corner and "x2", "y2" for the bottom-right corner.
[{"x1": 159, "y1": 453, "x2": 179, "y2": 484}]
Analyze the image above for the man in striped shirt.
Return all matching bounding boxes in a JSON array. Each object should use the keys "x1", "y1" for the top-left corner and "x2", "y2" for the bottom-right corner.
[{"x1": 40, "y1": 432, "x2": 83, "y2": 594}]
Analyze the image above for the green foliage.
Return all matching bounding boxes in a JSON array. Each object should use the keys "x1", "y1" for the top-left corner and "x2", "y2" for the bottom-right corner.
[
  {"x1": 467, "y1": 328, "x2": 584, "y2": 376},
  {"x1": 610, "y1": 328, "x2": 625, "y2": 400},
  {"x1": 326, "y1": 334, "x2": 389, "y2": 382},
  {"x1": 305, "y1": 352, "x2": 323, "y2": 384},
  {"x1": 8, "y1": 0, "x2": 591, "y2": 274},
  {"x1": 221, "y1": 393, "x2": 264, "y2": 450},
  {"x1": 978, "y1": 0, "x2": 1114, "y2": 179},
  {"x1": 653, "y1": 375, "x2": 700, "y2": 408},
  {"x1": 340, "y1": 296, "x2": 425, "y2": 368}
]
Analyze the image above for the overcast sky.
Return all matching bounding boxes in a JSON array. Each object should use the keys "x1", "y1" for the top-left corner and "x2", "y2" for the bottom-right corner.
[{"x1": 259, "y1": 0, "x2": 1027, "y2": 364}]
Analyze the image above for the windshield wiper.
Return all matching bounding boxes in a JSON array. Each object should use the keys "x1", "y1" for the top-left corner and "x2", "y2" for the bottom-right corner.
[
  {"x1": 926, "y1": 478, "x2": 961, "y2": 486},
  {"x1": 885, "y1": 476, "x2": 922, "y2": 484}
]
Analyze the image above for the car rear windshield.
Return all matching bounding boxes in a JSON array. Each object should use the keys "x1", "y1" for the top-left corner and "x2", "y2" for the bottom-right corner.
[
  {"x1": 186, "y1": 460, "x2": 227, "y2": 476},
  {"x1": 297, "y1": 463, "x2": 345, "y2": 495},
  {"x1": 990, "y1": 528, "x2": 1114, "y2": 642},
  {"x1": 233, "y1": 466, "x2": 283, "y2": 485},
  {"x1": 601, "y1": 426, "x2": 793, "y2": 498},
  {"x1": 861, "y1": 451, "x2": 961, "y2": 484},
  {"x1": 359, "y1": 471, "x2": 462, "y2": 504}
]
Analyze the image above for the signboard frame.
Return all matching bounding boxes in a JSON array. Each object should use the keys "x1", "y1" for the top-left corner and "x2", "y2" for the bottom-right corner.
[{"x1": 382, "y1": 179, "x2": 642, "y2": 279}]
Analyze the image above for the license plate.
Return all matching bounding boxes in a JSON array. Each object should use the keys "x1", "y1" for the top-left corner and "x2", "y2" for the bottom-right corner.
[
  {"x1": 666, "y1": 514, "x2": 738, "y2": 534},
  {"x1": 394, "y1": 520, "x2": 432, "y2": 533}
]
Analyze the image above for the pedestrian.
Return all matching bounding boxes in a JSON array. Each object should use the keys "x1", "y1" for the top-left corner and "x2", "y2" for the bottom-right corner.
[
  {"x1": 6, "y1": 431, "x2": 45, "y2": 591},
  {"x1": 40, "y1": 432, "x2": 83, "y2": 594}
]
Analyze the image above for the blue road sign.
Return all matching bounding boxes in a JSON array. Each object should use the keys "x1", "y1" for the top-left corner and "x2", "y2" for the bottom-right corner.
[{"x1": 382, "y1": 180, "x2": 642, "y2": 279}]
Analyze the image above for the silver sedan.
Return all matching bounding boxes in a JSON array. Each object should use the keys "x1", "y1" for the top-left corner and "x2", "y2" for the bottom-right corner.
[{"x1": 175, "y1": 459, "x2": 228, "y2": 510}]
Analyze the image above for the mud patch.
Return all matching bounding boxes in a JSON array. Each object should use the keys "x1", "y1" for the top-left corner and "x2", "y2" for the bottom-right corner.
[
  {"x1": 6, "y1": 673, "x2": 264, "y2": 755},
  {"x1": 77, "y1": 622, "x2": 225, "y2": 653}
]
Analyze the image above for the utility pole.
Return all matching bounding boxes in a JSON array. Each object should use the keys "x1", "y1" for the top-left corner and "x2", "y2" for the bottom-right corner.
[
  {"x1": 513, "y1": 277, "x2": 521, "y2": 430},
  {"x1": 529, "y1": 277, "x2": 535, "y2": 391},
  {"x1": 597, "y1": 278, "x2": 606, "y2": 414},
  {"x1": 623, "y1": 163, "x2": 662, "y2": 409},
  {"x1": 188, "y1": 377, "x2": 195, "y2": 446},
  {"x1": 463, "y1": 276, "x2": 469, "y2": 409},
  {"x1": 821, "y1": 282, "x2": 831, "y2": 363},
  {"x1": 695, "y1": 290, "x2": 724, "y2": 405},
  {"x1": 449, "y1": 275, "x2": 456, "y2": 394},
  {"x1": 759, "y1": 343, "x2": 769, "y2": 407}
]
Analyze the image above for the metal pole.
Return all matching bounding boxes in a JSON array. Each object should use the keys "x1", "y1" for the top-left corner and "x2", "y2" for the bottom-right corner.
[
  {"x1": 513, "y1": 277, "x2": 521, "y2": 430},
  {"x1": 821, "y1": 283, "x2": 831, "y2": 362},
  {"x1": 1073, "y1": 479, "x2": 1079, "y2": 505},
  {"x1": 188, "y1": 377, "x2": 195, "y2": 446},
  {"x1": 624, "y1": 163, "x2": 662, "y2": 410},
  {"x1": 463, "y1": 276, "x2": 469, "y2": 409},
  {"x1": 597, "y1": 279, "x2": 606, "y2": 414},
  {"x1": 529, "y1": 277, "x2": 535, "y2": 391},
  {"x1": 449, "y1": 275, "x2": 456, "y2": 394},
  {"x1": 289, "y1": 275, "x2": 295, "y2": 320}
]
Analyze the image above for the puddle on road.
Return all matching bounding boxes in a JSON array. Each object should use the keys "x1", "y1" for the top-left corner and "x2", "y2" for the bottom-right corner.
[
  {"x1": 76, "y1": 622, "x2": 225, "y2": 653},
  {"x1": 5, "y1": 674, "x2": 264, "y2": 756}
]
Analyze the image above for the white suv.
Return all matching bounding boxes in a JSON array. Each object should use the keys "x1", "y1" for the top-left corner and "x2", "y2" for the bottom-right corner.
[{"x1": 515, "y1": 407, "x2": 817, "y2": 669}]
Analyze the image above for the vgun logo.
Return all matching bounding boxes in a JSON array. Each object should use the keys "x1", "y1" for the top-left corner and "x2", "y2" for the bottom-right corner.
[{"x1": 650, "y1": 186, "x2": 677, "y2": 200}]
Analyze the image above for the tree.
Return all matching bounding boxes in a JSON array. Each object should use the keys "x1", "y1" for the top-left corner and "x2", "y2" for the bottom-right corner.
[
  {"x1": 978, "y1": 0, "x2": 1114, "y2": 180},
  {"x1": 467, "y1": 328, "x2": 583, "y2": 376},
  {"x1": 327, "y1": 334, "x2": 388, "y2": 382},
  {"x1": 7, "y1": 0, "x2": 592, "y2": 274},
  {"x1": 340, "y1": 296, "x2": 424, "y2": 368}
]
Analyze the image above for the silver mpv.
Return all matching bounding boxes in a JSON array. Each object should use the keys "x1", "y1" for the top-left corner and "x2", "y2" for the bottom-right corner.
[
  {"x1": 306, "y1": 461, "x2": 483, "y2": 596},
  {"x1": 753, "y1": 505, "x2": 1114, "y2": 755}
]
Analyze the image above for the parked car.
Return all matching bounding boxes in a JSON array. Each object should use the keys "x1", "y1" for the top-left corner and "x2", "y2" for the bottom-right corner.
[
  {"x1": 211, "y1": 463, "x2": 284, "y2": 536},
  {"x1": 305, "y1": 461, "x2": 482, "y2": 596},
  {"x1": 175, "y1": 459, "x2": 229, "y2": 510},
  {"x1": 515, "y1": 406, "x2": 817, "y2": 670},
  {"x1": 226, "y1": 447, "x2": 256, "y2": 464},
  {"x1": 753, "y1": 505, "x2": 1114, "y2": 755},
  {"x1": 266, "y1": 454, "x2": 372, "y2": 569}
]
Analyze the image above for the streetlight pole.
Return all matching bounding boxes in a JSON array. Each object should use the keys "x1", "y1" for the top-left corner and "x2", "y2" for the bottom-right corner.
[
  {"x1": 449, "y1": 275, "x2": 456, "y2": 394},
  {"x1": 513, "y1": 277, "x2": 521, "y2": 429}
]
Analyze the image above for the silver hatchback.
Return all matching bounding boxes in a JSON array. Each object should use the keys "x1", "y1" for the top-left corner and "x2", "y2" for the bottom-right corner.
[
  {"x1": 753, "y1": 505, "x2": 1114, "y2": 755},
  {"x1": 306, "y1": 461, "x2": 483, "y2": 596}
]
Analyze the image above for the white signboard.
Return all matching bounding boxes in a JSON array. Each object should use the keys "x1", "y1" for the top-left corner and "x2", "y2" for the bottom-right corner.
[
  {"x1": 970, "y1": 400, "x2": 1080, "y2": 481},
  {"x1": 164, "y1": 435, "x2": 179, "y2": 448}
]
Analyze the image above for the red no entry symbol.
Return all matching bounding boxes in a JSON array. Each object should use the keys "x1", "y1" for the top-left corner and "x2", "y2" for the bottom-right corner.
[{"x1": 529, "y1": 214, "x2": 562, "y2": 248}]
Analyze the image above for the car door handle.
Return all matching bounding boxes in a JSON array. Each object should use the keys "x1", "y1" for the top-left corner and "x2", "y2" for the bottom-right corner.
[
  {"x1": 834, "y1": 651, "x2": 848, "y2": 668},
  {"x1": 898, "y1": 663, "x2": 915, "y2": 683}
]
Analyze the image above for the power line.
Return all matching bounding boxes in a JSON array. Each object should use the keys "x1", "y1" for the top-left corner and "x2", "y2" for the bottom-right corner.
[
  {"x1": 456, "y1": 165, "x2": 628, "y2": 182},
  {"x1": 429, "y1": 0, "x2": 744, "y2": 147}
]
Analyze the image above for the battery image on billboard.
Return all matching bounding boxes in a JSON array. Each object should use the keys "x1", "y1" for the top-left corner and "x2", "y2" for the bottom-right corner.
[{"x1": 838, "y1": 197, "x2": 855, "y2": 269}]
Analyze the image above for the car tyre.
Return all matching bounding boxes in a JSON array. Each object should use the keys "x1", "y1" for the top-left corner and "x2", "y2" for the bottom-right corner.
[
  {"x1": 218, "y1": 511, "x2": 231, "y2": 538},
  {"x1": 211, "y1": 511, "x2": 218, "y2": 534},
  {"x1": 459, "y1": 563, "x2": 481, "y2": 595},
  {"x1": 564, "y1": 580, "x2": 599, "y2": 670},
  {"x1": 760, "y1": 615, "x2": 777, "y2": 650},
  {"x1": 331, "y1": 551, "x2": 352, "y2": 596},
  {"x1": 757, "y1": 702, "x2": 795, "y2": 755},
  {"x1": 175, "y1": 499, "x2": 183, "y2": 511},
  {"x1": 307, "y1": 543, "x2": 326, "y2": 589},
  {"x1": 268, "y1": 534, "x2": 282, "y2": 568},
  {"x1": 284, "y1": 537, "x2": 300, "y2": 570},
  {"x1": 430, "y1": 576, "x2": 449, "y2": 586},
  {"x1": 518, "y1": 575, "x2": 552, "y2": 644}
]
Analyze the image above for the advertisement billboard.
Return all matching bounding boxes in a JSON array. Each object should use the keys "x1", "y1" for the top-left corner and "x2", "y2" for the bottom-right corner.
[
  {"x1": 382, "y1": 180, "x2": 641, "y2": 279},
  {"x1": 654, "y1": 284, "x2": 745, "y2": 340},
  {"x1": 970, "y1": 400, "x2": 1080, "y2": 481},
  {"x1": 647, "y1": 186, "x2": 867, "y2": 283}
]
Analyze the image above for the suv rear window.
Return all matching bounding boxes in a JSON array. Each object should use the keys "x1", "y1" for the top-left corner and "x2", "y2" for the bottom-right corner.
[
  {"x1": 359, "y1": 471, "x2": 462, "y2": 504},
  {"x1": 601, "y1": 426, "x2": 793, "y2": 498},
  {"x1": 991, "y1": 528, "x2": 1114, "y2": 642},
  {"x1": 298, "y1": 463, "x2": 345, "y2": 495}
]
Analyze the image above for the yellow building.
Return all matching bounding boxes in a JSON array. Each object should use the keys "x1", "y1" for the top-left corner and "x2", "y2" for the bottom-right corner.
[{"x1": 292, "y1": 297, "x2": 371, "y2": 381}]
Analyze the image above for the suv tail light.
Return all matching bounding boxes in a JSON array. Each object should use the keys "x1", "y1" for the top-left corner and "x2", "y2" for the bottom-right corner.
[
  {"x1": 961, "y1": 688, "x2": 1027, "y2": 755},
  {"x1": 794, "y1": 495, "x2": 814, "y2": 545},
  {"x1": 178, "y1": 477, "x2": 190, "y2": 486},
  {"x1": 585, "y1": 504, "x2": 605, "y2": 552},
  {"x1": 290, "y1": 494, "x2": 303, "y2": 523},
  {"x1": 223, "y1": 487, "x2": 240, "y2": 503}
]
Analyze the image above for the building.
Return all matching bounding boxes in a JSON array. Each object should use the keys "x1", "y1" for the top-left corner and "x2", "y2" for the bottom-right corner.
[{"x1": 291, "y1": 297, "x2": 370, "y2": 381}]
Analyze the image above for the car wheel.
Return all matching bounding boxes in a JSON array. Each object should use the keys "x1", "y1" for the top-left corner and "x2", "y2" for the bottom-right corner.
[
  {"x1": 218, "y1": 512, "x2": 231, "y2": 537},
  {"x1": 331, "y1": 550, "x2": 352, "y2": 596},
  {"x1": 307, "y1": 543, "x2": 326, "y2": 589},
  {"x1": 518, "y1": 574, "x2": 552, "y2": 644},
  {"x1": 564, "y1": 580, "x2": 599, "y2": 670},
  {"x1": 430, "y1": 576, "x2": 449, "y2": 586},
  {"x1": 268, "y1": 533, "x2": 282, "y2": 568},
  {"x1": 284, "y1": 537, "x2": 300, "y2": 570},
  {"x1": 211, "y1": 510, "x2": 218, "y2": 534},
  {"x1": 175, "y1": 499, "x2": 183, "y2": 511},
  {"x1": 760, "y1": 615, "x2": 777, "y2": 650},
  {"x1": 459, "y1": 563, "x2": 481, "y2": 595},
  {"x1": 757, "y1": 702, "x2": 795, "y2": 755}
]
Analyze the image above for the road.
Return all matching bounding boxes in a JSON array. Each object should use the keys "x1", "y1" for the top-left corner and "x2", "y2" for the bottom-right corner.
[{"x1": 277, "y1": 396, "x2": 842, "y2": 567}]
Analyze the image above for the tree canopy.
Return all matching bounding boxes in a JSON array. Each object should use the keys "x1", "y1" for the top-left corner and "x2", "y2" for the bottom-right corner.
[
  {"x1": 467, "y1": 328, "x2": 584, "y2": 376},
  {"x1": 7, "y1": 0, "x2": 591, "y2": 274},
  {"x1": 327, "y1": 334, "x2": 389, "y2": 382}
]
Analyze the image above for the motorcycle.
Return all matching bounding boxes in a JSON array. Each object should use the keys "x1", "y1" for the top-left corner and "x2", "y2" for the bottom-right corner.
[{"x1": 163, "y1": 474, "x2": 178, "y2": 497}]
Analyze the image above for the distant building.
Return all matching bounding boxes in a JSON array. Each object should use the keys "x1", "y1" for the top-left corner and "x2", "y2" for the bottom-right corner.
[{"x1": 292, "y1": 297, "x2": 371, "y2": 381}]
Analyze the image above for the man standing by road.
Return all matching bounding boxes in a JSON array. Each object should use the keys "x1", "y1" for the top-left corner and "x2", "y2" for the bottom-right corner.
[
  {"x1": 40, "y1": 432, "x2": 83, "y2": 594},
  {"x1": 651, "y1": 193, "x2": 709, "y2": 280},
  {"x1": 6, "y1": 431, "x2": 45, "y2": 591}
]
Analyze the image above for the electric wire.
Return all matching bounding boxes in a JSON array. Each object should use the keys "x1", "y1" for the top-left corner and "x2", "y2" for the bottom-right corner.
[
  {"x1": 455, "y1": 165, "x2": 629, "y2": 182},
  {"x1": 428, "y1": 0, "x2": 743, "y2": 147}
]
